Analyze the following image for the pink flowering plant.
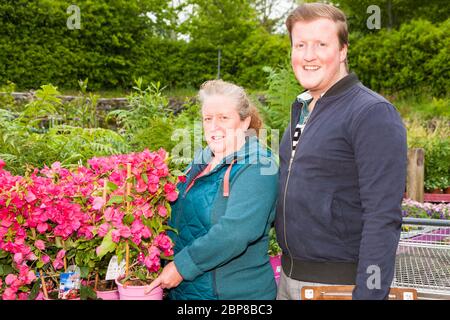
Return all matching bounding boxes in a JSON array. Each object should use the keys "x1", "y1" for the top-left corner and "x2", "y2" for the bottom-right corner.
[
  {"x1": 93, "y1": 149, "x2": 177, "y2": 286},
  {"x1": 0, "y1": 149, "x2": 179, "y2": 299}
]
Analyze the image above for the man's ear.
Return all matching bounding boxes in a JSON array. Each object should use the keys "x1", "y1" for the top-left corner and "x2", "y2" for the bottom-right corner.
[{"x1": 340, "y1": 44, "x2": 348, "y2": 64}]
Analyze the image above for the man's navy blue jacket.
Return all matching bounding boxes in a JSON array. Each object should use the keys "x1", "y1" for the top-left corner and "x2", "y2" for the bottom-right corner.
[{"x1": 275, "y1": 73, "x2": 407, "y2": 299}]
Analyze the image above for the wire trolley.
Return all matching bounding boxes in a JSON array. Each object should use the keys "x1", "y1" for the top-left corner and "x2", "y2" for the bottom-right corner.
[{"x1": 393, "y1": 217, "x2": 450, "y2": 299}]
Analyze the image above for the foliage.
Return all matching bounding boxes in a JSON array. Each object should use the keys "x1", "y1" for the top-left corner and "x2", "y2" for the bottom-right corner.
[
  {"x1": 258, "y1": 65, "x2": 301, "y2": 134},
  {"x1": 405, "y1": 117, "x2": 450, "y2": 190},
  {"x1": 268, "y1": 227, "x2": 282, "y2": 257},
  {"x1": 395, "y1": 96, "x2": 450, "y2": 120},
  {"x1": 338, "y1": 0, "x2": 450, "y2": 33},
  {"x1": 0, "y1": 149, "x2": 179, "y2": 299},
  {"x1": 349, "y1": 19, "x2": 450, "y2": 97}
]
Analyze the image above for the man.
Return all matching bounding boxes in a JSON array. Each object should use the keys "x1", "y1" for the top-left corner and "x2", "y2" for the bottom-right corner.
[{"x1": 275, "y1": 3, "x2": 407, "y2": 300}]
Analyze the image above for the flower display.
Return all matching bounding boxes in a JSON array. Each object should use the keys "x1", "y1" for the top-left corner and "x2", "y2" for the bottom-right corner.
[
  {"x1": 0, "y1": 148, "x2": 178, "y2": 300},
  {"x1": 402, "y1": 198, "x2": 450, "y2": 220}
]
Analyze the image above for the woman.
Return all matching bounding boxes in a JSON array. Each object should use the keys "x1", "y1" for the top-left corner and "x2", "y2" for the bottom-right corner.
[{"x1": 146, "y1": 79, "x2": 278, "y2": 300}]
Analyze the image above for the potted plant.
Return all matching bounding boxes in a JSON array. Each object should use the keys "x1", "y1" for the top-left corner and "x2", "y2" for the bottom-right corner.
[
  {"x1": 93, "y1": 151, "x2": 177, "y2": 300},
  {"x1": 0, "y1": 148, "x2": 179, "y2": 300}
]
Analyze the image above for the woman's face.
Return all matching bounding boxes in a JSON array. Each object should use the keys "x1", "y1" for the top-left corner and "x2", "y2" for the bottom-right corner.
[{"x1": 202, "y1": 94, "x2": 250, "y2": 159}]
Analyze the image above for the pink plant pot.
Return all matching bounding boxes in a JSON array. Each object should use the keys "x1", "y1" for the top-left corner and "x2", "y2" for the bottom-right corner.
[
  {"x1": 42, "y1": 291, "x2": 80, "y2": 300},
  {"x1": 270, "y1": 255, "x2": 282, "y2": 285},
  {"x1": 95, "y1": 289, "x2": 120, "y2": 300},
  {"x1": 115, "y1": 278, "x2": 163, "y2": 300}
]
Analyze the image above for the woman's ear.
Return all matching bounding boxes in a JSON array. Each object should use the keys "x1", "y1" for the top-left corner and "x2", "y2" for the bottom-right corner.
[{"x1": 242, "y1": 116, "x2": 251, "y2": 131}]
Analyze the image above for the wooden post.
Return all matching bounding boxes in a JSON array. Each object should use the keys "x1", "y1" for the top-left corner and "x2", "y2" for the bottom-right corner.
[
  {"x1": 125, "y1": 163, "x2": 132, "y2": 277},
  {"x1": 406, "y1": 148, "x2": 424, "y2": 202},
  {"x1": 126, "y1": 163, "x2": 131, "y2": 213},
  {"x1": 39, "y1": 270, "x2": 48, "y2": 299},
  {"x1": 94, "y1": 272, "x2": 99, "y2": 291},
  {"x1": 125, "y1": 242, "x2": 130, "y2": 277}
]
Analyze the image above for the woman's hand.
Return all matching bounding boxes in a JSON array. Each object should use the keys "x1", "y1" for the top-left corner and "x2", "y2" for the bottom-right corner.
[{"x1": 144, "y1": 261, "x2": 183, "y2": 294}]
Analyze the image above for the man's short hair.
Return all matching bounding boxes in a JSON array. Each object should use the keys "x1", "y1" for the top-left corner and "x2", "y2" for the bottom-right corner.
[{"x1": 286, "y1": 3, "x2": 349, "y2": 49}]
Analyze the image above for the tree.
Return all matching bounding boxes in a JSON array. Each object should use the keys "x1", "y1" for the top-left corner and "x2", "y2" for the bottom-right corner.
[
  {"x1": 337, "y1": 0, "x2": 449, "y2": 33},
  {"x1": 250, "y1": 0, "x2": 296, "y2": 33},
  {"x1": 179, "y1": 0, "x2": 259, "y2": 46}
]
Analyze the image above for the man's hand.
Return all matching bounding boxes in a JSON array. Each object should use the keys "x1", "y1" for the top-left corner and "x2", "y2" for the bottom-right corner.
[{"x1": 144, "y1": 261, "x2": 183, "y2": 294}]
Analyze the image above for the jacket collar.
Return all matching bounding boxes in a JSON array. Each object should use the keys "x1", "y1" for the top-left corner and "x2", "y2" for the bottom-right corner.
[
  {"x1": 295, "y1": 72, "x2": 360, "y2": 103},
  {"x1": 193, "y1": 134, "x2": 259, "y2": 167},
  {"x1": 322, "y1": 72, "x2": 360, "y2": 98}
]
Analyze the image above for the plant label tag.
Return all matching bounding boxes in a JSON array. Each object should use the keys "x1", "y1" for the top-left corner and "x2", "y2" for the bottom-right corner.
[
  {"x1": 58, "y1": 271, "x2": 80, "y2": 299},
  {"x1": 105, "y1": 255, "x2": 126, "y2": 280}
]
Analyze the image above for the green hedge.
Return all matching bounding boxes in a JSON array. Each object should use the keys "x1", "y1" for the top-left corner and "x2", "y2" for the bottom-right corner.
[
  {"x1": 1, "y1": 2, "x2": 448, "y2": 95},
  {"x1": 350, "y1": 19, "x2": 450, "y2": 97}
]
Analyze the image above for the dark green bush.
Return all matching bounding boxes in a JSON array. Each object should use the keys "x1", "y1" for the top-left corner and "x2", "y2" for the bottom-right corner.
[{"x1": 350, "y1": 19, "x2": 450, "y2": 97}]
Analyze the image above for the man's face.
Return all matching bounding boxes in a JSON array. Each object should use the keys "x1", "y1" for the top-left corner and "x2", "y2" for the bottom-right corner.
[{"x1": 291, "y1": 18, "x2": 348, "y2": 98}]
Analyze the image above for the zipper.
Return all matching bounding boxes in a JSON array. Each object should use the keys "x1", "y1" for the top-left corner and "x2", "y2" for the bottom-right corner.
[{"x1": 282, "y1": 98, "x2": 319, "y2": 277}]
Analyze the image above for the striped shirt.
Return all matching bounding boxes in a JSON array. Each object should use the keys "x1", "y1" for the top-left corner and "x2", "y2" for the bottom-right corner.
[{"x1": 292, "y1": 92, "x2": 313, "y2": 158}]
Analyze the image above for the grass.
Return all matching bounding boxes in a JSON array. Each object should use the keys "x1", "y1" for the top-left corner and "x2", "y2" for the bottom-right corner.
[{"x1": 381, "y1": 89, "x2": 450, "y2": 120}]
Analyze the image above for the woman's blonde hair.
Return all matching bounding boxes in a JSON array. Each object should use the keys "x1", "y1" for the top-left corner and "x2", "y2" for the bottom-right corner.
[{"x1": 198, "y1": 79, "x2": 263, "y2": 136}]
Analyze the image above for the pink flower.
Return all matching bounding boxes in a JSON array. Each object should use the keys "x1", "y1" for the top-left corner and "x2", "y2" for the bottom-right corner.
[
  {"x1": 157, "y1": 205, "x2": 167, "y2": 217},
  {"x1": 25, "y1": 191, "x2": 37, "y2": 203},
  {"x1": 135, "y1": 177, "x2": 147, "y2": 193},
  {"x1": 166, "y1": 191, "x2": 178, "y2": 202},
  {"x1": 104, "y1": 207, "x2": 114, "y2": 222},
  {"x1": 111, "y1": 229, "x2": 121, "y2": 243},
  {"x1": 148, "y1": 183, "x2": 158, "y2": 194},
  {"x1": 5, "y1": 274, "x2": 18, "y2": 286},
  {"x1": 2, "y1": 288, "x2": 17, "y2": 300},
  {"x1": 37, "y1": 223, "x2": 48, "y2": 233},
  {"x1": 34, "y1": 240, "x2": 45, "y2": 251},
  {"x1": 53, "y1": 258, "x2": 64, "y2": 270},
  {"x1": 143, "y1": 208, "x2": 154, "y2": 218},
  {"x1": 13, "y1": 252, "x2": 24, "y2": 265},
  {"x1": 92, "y1": 197, "x2": 105, "y2": 210},
  {"x1": 18, "y1": 292, "x2": 29, "y2": 300},
  {"x1": 164, "y1": 183, "x2": 176, "y2": 194},
  {"x1": 153, "y1": 233, "x2": 172, "y2": 252},
  {"x1": 56, "y1": 249, "x2": 66, "y2": 260},
  {"x1": 34, "y1": 292, "x2": 44, "y2": 300},
  {"x1": 97, "y1": 223, "x2": 110, "y2": 237},
  {"x1": 119, "y1": 225, "x2": 131, "y2": 238},
  {"x1": 41, "y1": 255, "x2": 50, "y2": 264},
  {"x1": 142, "y1": 226, "x2": 152, "y2": 238}
]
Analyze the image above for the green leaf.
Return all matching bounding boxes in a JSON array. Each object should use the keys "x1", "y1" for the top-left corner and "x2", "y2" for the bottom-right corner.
[
  {"x1": 55, "y1": 237, "x2": 63, "y2": 248},
  {"x1": 163, "y1": 225, "x2": 178, "y2": 234},
  {"x1": 0, "y1": 264, "x2": 14, "y2": 276},
  {"x1": 16, "y1": 214, "x2": 24, "y2": 224},
  {"x1": 36, "y1": 260, "x2": 44, "y2": 269},
  {"x1": 141, "y1": 173, "x2": 148, "y2": 184},
  {"x1": 123, "y1": 214, "x2": 135, "y2": 225},
  {"x1": 96, "y1": 231, "x2": 117, "y2": 258},
  {"x1": 107, "y1": 181, "x2": 118, "y2": 192},
  {"x1": 80, "y1": 266, "x2": 90, "y2": 279},
  {"x1": 171, "y1": 169, "x2": 184, "y2": 177},
  {"x1": 28, "y1": 280, "x2": 41, "y2": 300},
  {"x1": 107, "y1": 195, "x2": 124, "y2": 206},
  {"x1": 80, "y1": 284, "x2": 97, "y2": 300}
]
